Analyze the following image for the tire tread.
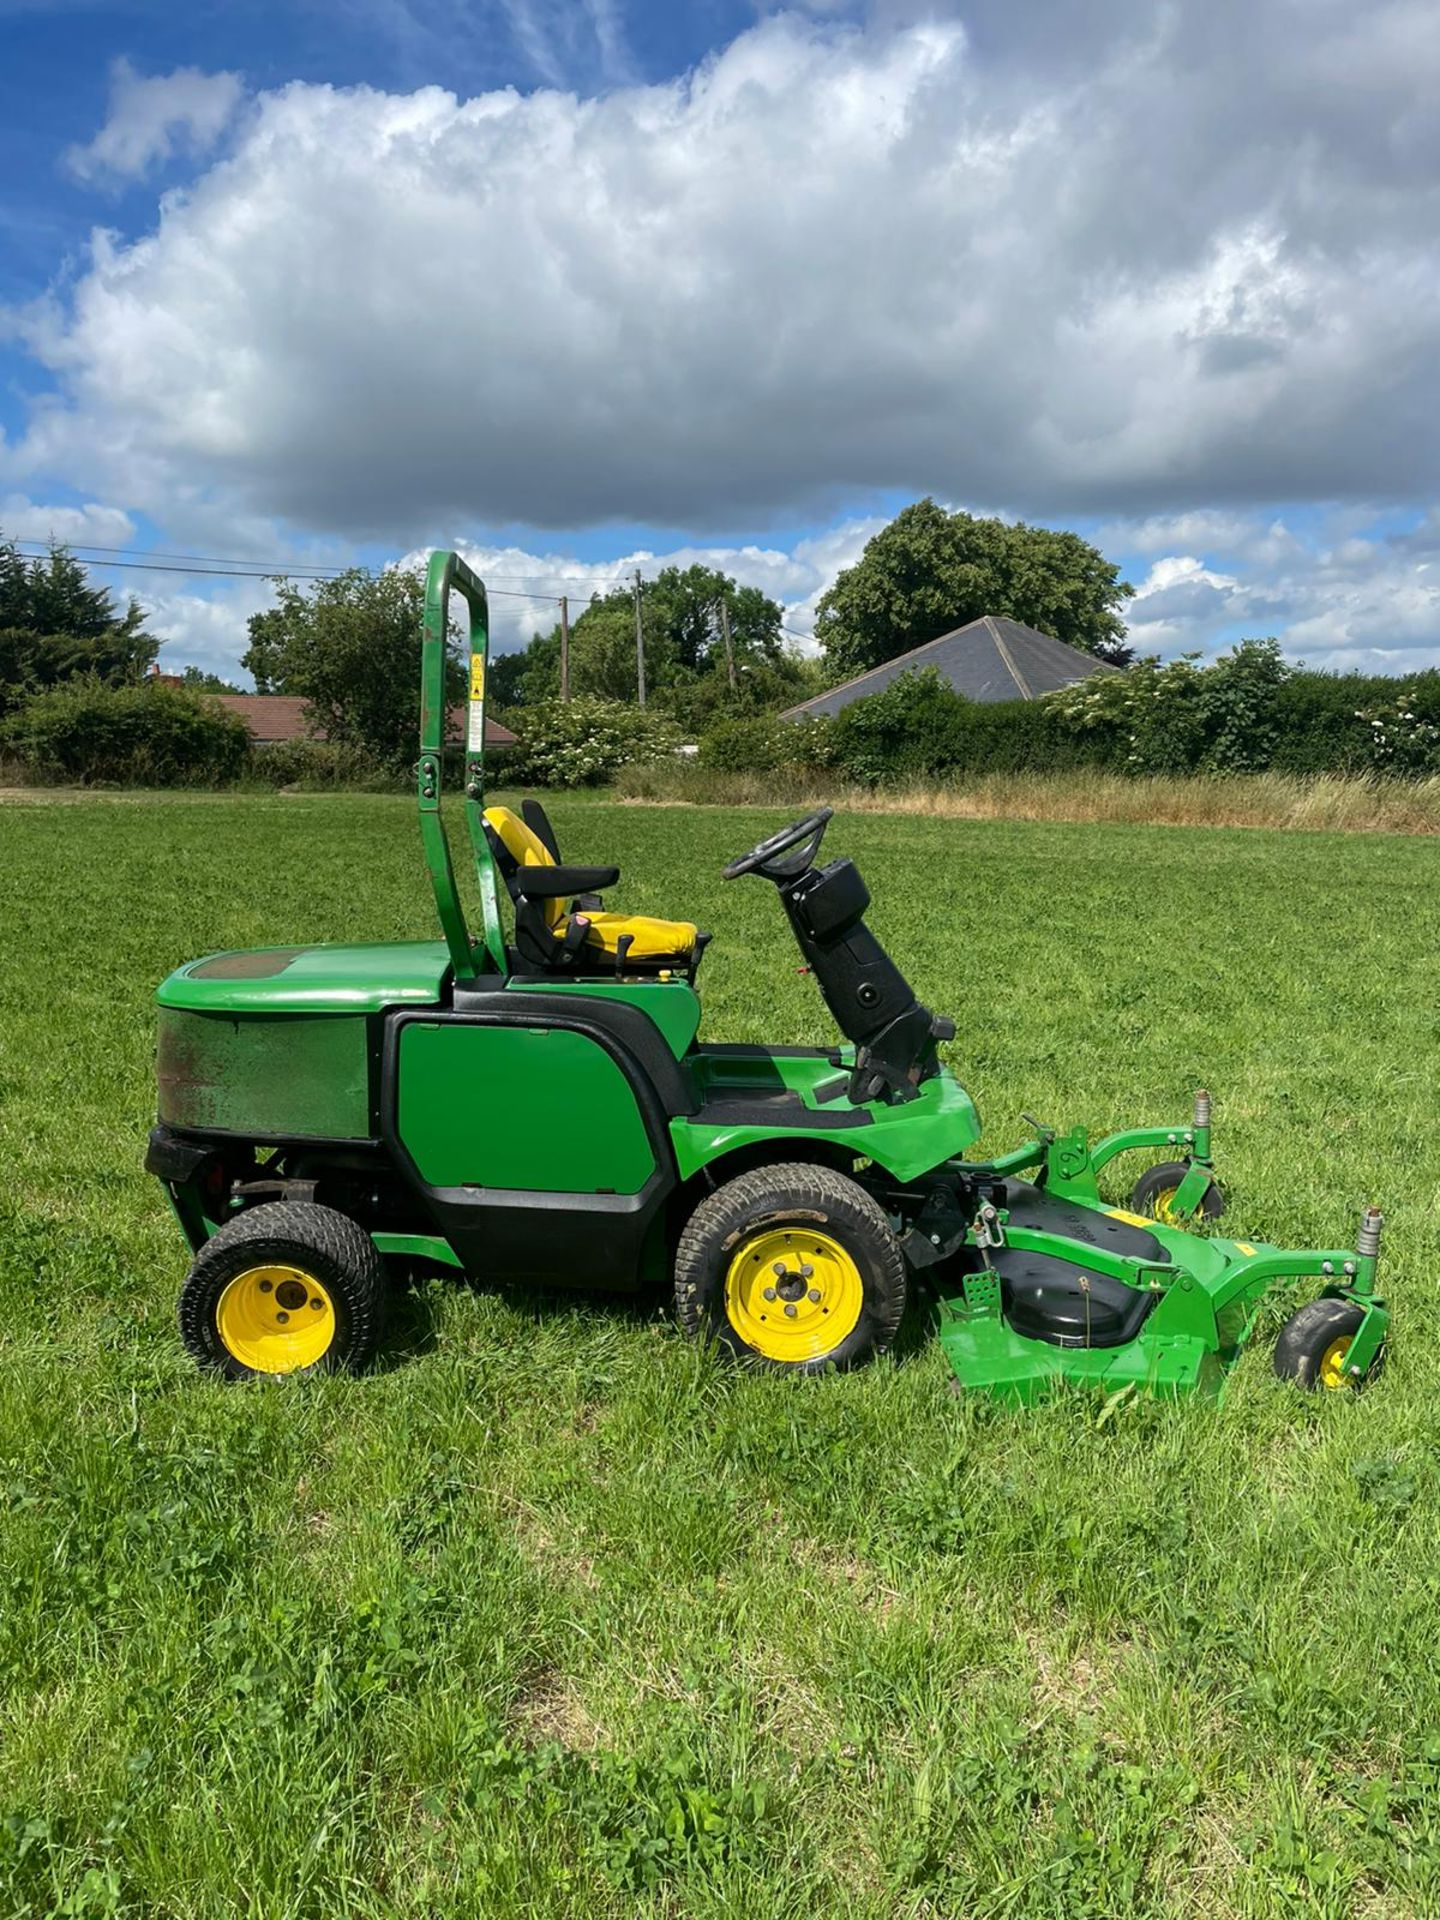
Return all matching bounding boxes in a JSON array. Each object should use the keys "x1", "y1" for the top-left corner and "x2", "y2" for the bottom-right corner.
[
  {"x1": 179, "y1": 1201, "x2": 387, "y2": 1378},
  {"x1": 674, "y1": 1161, "x2": 905, "y2": 1372}
]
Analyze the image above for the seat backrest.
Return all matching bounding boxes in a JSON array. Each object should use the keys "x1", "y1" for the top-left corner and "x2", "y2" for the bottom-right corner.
[
  {"x1": 521, "y1": 797, "x2": 562, "y2": 861},
  {"x1": 483, "y1": 806, "x2": 564, "y2": 934}
]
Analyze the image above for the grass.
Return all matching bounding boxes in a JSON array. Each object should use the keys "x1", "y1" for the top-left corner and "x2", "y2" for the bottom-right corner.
[
  {"x1": 613, "y1": 763, "x2": 1440, "y2": 835},
  {"x1": 2, "y1": 788, "x2": 1439, "y2": 1918}
]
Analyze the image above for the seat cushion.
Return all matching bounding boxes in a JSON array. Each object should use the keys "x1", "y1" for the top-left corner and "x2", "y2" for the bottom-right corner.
[
  {"x1": 486, "y1": 803, "x2": 696, "y2": 964},
  {"x1": 579, "y1": 910, "x2": 697, "y2": 960}
]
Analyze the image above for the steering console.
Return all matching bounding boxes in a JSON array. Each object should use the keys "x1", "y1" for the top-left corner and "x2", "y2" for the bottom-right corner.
[
  {"x1": 719, "y1": 805, "x2": 954, "y2": 1106},
  {"x1": 722, "y1": 808, "x2": 833, "y2": 883}
]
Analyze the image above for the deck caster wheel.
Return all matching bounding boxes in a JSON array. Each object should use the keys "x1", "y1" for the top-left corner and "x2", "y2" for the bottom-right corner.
[
  {"x1": 1131, "y1": 1160, "x2": 1224, "y2": 1225},
  {"x1": 1274, "y1": 1298, "x2": 1383, "y2": 1393},
  {"x1": 179, "y1": 1202, "x2": 387, "y2": 1380},
  {"x1": 674, "y1": 1162, "x2": 906, "y2": 1373}
]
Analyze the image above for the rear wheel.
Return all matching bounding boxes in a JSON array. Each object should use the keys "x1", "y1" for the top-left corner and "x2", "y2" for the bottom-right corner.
[
  {"x1": 1131, "y1": 1159, "x2": 1225, "y2": 1225},
  {"x1": 179, "y1": 1202, "x2": 387, "y2": 1380},
  {"x1": 1274, "y1": 1297, "x2": 1383, "y2": 1392},
  {"x1": 674, "y1": 1163, "x2": 906, "y2": 1373}
]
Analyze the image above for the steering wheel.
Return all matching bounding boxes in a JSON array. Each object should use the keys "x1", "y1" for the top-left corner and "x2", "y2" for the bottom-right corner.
[{"x1": 722, "y1": 807, "x2": 834, "y2": 882}]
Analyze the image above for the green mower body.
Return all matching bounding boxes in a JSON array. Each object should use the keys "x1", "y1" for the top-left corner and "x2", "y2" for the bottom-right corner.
[{"x1": 148, "y1": 552, "x2": 1389, "y2": 1398}]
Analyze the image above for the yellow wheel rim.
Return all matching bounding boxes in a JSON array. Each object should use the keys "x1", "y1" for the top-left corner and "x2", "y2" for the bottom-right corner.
[
  {"x1": 215, "y1": 1263, "x2": 336, "y2": 1374},
  {"x1": 724, "y1": 1226, "x2": 863, "y2": 1364},
  {"x1": 1151, "y1": 1187, "x2": 1180, "y2": 1226},
  {"x1": 1318, "y1": 1334, "x2": 1353, "y2": 1391}
]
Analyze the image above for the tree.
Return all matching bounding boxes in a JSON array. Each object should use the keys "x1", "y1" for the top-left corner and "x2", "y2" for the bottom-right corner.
[
  {"x1": 813, "y1": 500, "x2": 1134, "y2": 676},
  {"x1": 243, "y1": 567, "x2": 460, "y2": 770},
  {"x1": 494, "y1": 565, "x2": 794, "y2": 713},
  {"x1": 0, "y1": 534, "x2": 156, "y2": 714},
  {"x1": 179, "y1": 664, "x2": 244, "y2": 694}
]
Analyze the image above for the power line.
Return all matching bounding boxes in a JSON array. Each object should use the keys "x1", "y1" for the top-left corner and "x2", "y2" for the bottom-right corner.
[
  {"x1": 7, "y1": 541, "x2": 569, "y2": 600},
  {"x1": 8, "y1": 533, "x2": 822, "y2": 629},
  {"x1": 10, "y1": 536, "x2": 641, "y2": 597},
  {"x1": 10, "y1": 538, "x2": 343, "y2": 575}
]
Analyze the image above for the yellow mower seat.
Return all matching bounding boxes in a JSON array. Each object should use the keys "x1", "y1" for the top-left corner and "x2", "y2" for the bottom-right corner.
[{"x1": 483, "y1": 805, "x2": 698, "y2": 969}]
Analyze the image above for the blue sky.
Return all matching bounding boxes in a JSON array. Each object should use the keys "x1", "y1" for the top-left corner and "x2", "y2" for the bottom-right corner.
[{"x1": 2, "y1": 0, "x2": 1437, "y2": 678}]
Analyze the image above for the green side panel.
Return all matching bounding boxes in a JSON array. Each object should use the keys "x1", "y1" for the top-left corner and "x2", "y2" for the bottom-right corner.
[
  {"x1": 671, "y1": 1053, "x2": 981, "y2": 1184},
  {"x1": 508, "y1": 978, "x2": 701, "y2": 1059},
  {"x1": 396, "y1": 1021, "x2": 657, "y2": 1193},
  {"x1": 157, "y1": 941, "x2": 452, "y2": 1015},
  {"x1": 157, "y1": 1008, "x2": 373, "y2": 1140}
]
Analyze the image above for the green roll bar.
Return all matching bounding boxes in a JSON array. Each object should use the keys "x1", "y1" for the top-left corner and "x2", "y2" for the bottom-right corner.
[{"x1": 417, "y1": 550, "x2": 507, "y2": 981}]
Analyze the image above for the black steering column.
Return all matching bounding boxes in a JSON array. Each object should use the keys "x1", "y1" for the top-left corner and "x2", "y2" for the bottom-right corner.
[{"x1": 723, "y1": 809, "x2": 955, "y2": 1106}]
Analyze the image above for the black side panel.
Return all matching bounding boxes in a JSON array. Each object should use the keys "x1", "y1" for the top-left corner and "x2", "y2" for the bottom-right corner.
[
  {"x1": 701, "y1": 1044, "x2": 836, "y2": 1061},
  {"x1": 145, "y1": 1124, "x2": 215, "y2": 1182},
  {"x1": 380, "y1": 999, "x2": 684, "y2": 1290},
  {"x1": 419, "y1": 1173, "x2": 669, "y2": 1292},
  {"x1": 692, "y1": 1088, "x2": 872, "y2": 1131}
]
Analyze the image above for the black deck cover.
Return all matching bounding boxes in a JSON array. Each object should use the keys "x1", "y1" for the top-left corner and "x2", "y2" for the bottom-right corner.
[{"x1": 989, "y1": 1181, "x2": 1166, "y2": 1350}]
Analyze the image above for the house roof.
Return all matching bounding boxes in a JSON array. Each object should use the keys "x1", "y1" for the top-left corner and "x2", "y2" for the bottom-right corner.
[
  {"x1": 215, "y1": 694, "x2": 515, "y2": 748},
  {"x1": 781, "y1": 615, "x2": 1116, "y2": 721}
]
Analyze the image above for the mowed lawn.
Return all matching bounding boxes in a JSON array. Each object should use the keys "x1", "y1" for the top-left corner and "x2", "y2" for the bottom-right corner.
[{"x1": 2, "y1": 790, "x2": 1439, "y2": 1920}]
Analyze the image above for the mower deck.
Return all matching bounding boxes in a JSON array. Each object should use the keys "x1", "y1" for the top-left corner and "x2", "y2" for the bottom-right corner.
[{"x1": 929, "y1": 1178, "x2": 1386, "y2": 1404}]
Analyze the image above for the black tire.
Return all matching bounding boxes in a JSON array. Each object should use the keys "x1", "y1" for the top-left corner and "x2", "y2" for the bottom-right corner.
[
  {"x1": 179, "y1": 1201, "x2": 387, "y2": 1381},
  {"x1": 1274, "y1": 1297, "x2": 1383, "y2": 1393},
  {"x1": 674, "y1": 1162, "x2": 906, "y2": 1373},
  {"x1": 1130, "y1": 1159, "x2": 1225, "y2": 1223}
]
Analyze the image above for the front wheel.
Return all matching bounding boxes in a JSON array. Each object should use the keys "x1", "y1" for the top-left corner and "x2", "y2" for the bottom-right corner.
[
  {"x1": 1131, "y1": 1159, "x2": 1224, "y2": 1225},
  {"x1": 1274, "y1": 1297, "x2": 1383, "y2": 1392},
  {"x1": 674, "y1": 1163, "x2": 906, "y2": 1372},
  {"x1": 179, "y1": 1201, "x2": 387, "y2": 1380}
]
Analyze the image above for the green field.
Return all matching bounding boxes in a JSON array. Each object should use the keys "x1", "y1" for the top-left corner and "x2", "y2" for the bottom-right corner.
[{"x1": 3, "y1": 791, "x2": 1439, "y2": 1919}]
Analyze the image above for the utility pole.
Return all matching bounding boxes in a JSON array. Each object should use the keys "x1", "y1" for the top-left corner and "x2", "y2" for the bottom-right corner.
[
  {"x1": 718, "y1": 594, "x2": 736, "y2": 692},
  {"x1": 633, "y1": 567, "x2": 647, "y2": 708},
  {"x1": 559, "y1": 594, "x2": 570, "y2": 703}
]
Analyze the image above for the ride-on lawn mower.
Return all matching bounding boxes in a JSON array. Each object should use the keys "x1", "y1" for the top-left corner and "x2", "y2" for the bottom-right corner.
[{"x1": 147, "y1": 552, "x2": 1390, "y2": 1400}]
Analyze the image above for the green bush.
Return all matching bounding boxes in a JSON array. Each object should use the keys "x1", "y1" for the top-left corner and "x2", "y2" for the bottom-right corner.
[
  {"x1": 697, "y1": 710, "x2": 840, "y2": 780},
  {"x1": 247, "y1": 738, "x2": 394, "y2": 789},
  {"x1": 816, "y1": 669, "x2": 1079, "y2": 785},
  {"x1": 506, "y1": 696, "x2": 683, "y2": 788},
  {"x1": 4, "y1": 679, "x2": 250, "y2": 786}
]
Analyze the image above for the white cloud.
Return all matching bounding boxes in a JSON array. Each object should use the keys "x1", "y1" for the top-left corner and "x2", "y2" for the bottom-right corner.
[
  {"x1": 9, "y1": 3, "x2": 1436, "y2": 541},
  {"x1": 145, "y1": 577, "x2": 278, "y2": 681},
  {"x1": 0, "y1": 495, "x2": 135, "y2": 546},
  {"x1": 433, "y1": 516, "x2": 888, "y2": 655},
  {"x1": 65, "y1": 59, "x2": 244, "y2": 185},
  {"x1": 1116, "y1": 512, "x2": 1440, "y2": 671}
]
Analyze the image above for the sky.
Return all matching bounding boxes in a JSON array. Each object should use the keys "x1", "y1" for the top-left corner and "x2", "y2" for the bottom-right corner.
[{"x1": 1, "y1": 0, "x2": 1437, "y2": 682}]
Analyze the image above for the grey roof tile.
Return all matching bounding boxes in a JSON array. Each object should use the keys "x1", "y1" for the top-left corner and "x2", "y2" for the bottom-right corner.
[{"x1": 781, "y1": 615, "x2": 1115, "y2": 720}]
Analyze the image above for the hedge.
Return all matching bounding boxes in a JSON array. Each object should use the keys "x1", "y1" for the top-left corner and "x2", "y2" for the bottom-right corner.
[
  {"x1": 696, "y1": 646, "x2": 1440, "y2": 787},
  {"x1": 4, "y1": 679, "x2": 251, "y2": 786}
]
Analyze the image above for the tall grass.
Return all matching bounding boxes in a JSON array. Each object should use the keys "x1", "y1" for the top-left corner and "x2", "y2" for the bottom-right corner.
[{"x1": 614, "y1": 761, "x2": 1440, "y2": 833}]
